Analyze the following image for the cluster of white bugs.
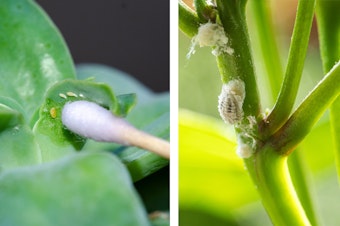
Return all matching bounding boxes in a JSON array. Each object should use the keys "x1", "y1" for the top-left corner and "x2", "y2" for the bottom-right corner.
[
  {"x1": 187, "y1": 21, "x2": 234, "y2": 58},
  {"x1": 218, "y1": 79, "x2": 245, "y2": 124},
  {"x1": 217, "y1": 80, "x2": 257, "y2": 158},
  {"x1": 59, "y1": 92, "x2": 85, "y2": 99}
]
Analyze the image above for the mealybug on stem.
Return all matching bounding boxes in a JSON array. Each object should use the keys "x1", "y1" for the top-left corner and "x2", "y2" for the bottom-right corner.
[
  {"x1": 187, "y1": 21, "x2": 234, "y2": 58},
  {"x1": 218, "y1": 79, "x2": 245, "y2": 124}
]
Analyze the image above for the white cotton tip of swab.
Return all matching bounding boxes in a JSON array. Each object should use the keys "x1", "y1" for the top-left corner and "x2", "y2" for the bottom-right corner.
[{"x1": 61, "y1": 100, "x2": 133, "y2": 144}]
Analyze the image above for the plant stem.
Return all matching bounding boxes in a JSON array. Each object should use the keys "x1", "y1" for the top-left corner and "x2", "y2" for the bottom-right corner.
[
  {"x1": 270, "y1": 61, "x2": 340, "y2": 155},
  {"x1": 250, "y1": 0, "x2": 283, "y2": 101},
  {"x1": 261, "y1": 0, "x2": 316, "y2": 137},
  {"x1": 316, "y1": 0, "x2": 340, "y2": 72},
  {"x1": 288, "y1": 150, "x2": 318, "y2": 225},
  {"x1": 179, "y1": 1, "x2": 200, "y2": 38},
  {"x1": 245, "y1": 147, "x2": 311, "y2": 225},
  {"x1": 250, "y1": 2, "x2": 318, "y2": 223},
  {"x1": 316, "y1": 0, "x2": 340, "y2": 182},
  {"x1": 194, "y1": 0, "x2": 216, "y2": 23},
  {"x1": 215, "y1": 0, "x2": 260, "y2": 117}
]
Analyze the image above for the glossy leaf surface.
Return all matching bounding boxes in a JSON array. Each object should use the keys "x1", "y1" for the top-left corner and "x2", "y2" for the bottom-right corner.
[
  {"x1": 0, "y1": 152, "x2": 150, "y2": 226},
  {"x1": 0, "y1": 0, "x2": 75, "y2": 121}
]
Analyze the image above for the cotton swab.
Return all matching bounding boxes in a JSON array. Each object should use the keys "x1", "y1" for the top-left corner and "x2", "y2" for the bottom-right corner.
[{"x1": 61, "y1": 100, "x2": 170, "y2": 159}]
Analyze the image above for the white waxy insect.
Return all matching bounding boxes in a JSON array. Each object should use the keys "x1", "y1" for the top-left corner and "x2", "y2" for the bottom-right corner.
[
  {"x1": 66, "y1": 91, "x2": 78, "y2": 97},
  {"x1": 187, "y1": 21, "x2": 234, "y2": 58},
  {"x1": 236, "y1": 142, "x2": 253, "y2": 158},
  {"x1": 59, "y1": 93, "x2": 67, "y2": 99},
  {"x1": 218, "y1": 79, "x2": 245, "y2": 124}
]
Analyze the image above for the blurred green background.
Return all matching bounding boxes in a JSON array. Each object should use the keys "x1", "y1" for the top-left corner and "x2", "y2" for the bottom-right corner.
[{"x1": 179, "y1": 1, "x2": 340, "y2": 225}]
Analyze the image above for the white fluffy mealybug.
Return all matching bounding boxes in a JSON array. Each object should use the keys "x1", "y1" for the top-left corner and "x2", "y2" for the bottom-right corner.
[
  {"x1": 236, "y1": 142, "x2": 253, "y2": 158},
  {"x1": 218, "y1": 79, "x2": 246, "y2": 124},
  {"x1": 61, "y1": 100, "x2": 133, "y2": 144},
  {"x1": 187, "y1": 22, "x2": 234, "y2": 58}
]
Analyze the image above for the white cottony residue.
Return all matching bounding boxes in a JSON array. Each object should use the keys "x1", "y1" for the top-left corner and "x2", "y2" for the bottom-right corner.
[
  {"x1": 236, "y1": 142, "x2": 253, "y2": 158},
  {"x1": 187, "y1": 21, "x2": 234, "y2": 58},
  {"x1": 218, "y1": 79, "x2": 246, "y2": 124},
  {"x1": 236, "y1": 134, "x2": 255, "y2": 158}
]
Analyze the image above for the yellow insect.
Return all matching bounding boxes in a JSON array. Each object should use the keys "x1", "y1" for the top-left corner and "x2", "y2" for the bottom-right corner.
[{"x1": 50, "y1": 107, "x2": 57, "y2": 119}]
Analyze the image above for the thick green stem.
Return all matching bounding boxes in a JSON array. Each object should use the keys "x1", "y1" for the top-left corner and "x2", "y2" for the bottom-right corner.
[
  {"x1": 271, "y1": 61, "x2": 340, "y2": 155},
  {"x1": 251, "y1": 2, "x2": 318, "y2": 223},
  {"x1": 262, "y1": 0, "x2": 316, "y2": 137},
  {"x1": 215, "y1": 0, "x2": 260, "y2": 117},
  {"x1": 245, "y1": 147, "x2": 311, "y2": 225}
]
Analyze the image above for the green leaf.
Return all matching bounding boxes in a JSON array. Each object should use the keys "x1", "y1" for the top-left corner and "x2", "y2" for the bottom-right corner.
[
  {"x1": 117, "y1": 112, "x2": 169, "y2": 182},
  {"x1": 33, "y1": 79, "x2": 121, "y2": 162},
  {"x1": 0, "y1": 101, "x2": 23, "y2": 132},
  {"x1": 83, "y1": 96, "x2": 170, "y2": 181},
  {"x1": 0, "y1": 152, "x2": 150, "y2": 226},
  {"x1": 116, "y1": 93, "x2": 137, "y2": 117},
  {"x1": 179, "y1": 109, "x2": 259, "y2": 222},
  {"x1": 0, "y1": 97, "x2": 41, "y2": 170},
  {"x1": 0, "y1": 123, "x2": 41, "y2": 170},
  {"x1": 0, "y1": 0, "x2": 76, "y2": 121},
  {"x1": 76, "y1": 64, "x2": 154, "y2": 105},
  {"x1": 76, "y1": 64, "x2": 170, "y2": 181}
]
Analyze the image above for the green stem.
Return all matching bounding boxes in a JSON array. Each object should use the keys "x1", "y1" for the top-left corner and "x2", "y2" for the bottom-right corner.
[
  {"x1": 316, "y1": 0, "x2": 340, "y2": 72},
  {"x1": 288, "y1": 150, "x2": 318, "y2": 225},
  {"x1": 316, "y1": 0, "x2": 340, "y2": 182},
  {"x1": 251, "y1": 2, "x2": 318, "y2": 223},
  {"x1": 270, "y1": 61, "x2": 340, "y2": 155},
  {"x1": 262, "y1": 0, "x2": 317, "y2": 137},
  {"x1": 194, "y1": 0, "x2": 217, "y2": 23},
  {"x1": 245, "y1": 147, "x2": 311, "y2": 225},
  {"x1": 179, "y1": 1, "x2": 200, "y2": 38},
  {"x1": 215, "y1": 0, "x2": 260, "y2": 117},
  {"x1": 250, "y1": 0, "x2": 283, "y2": 101}
]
